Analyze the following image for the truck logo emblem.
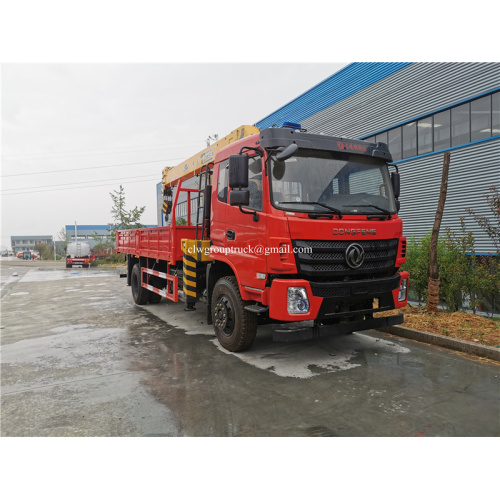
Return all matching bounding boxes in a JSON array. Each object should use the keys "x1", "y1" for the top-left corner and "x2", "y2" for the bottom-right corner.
[
  {"x1": 345, "y1": 243, "x2": 364, "y2": 269},
  {"x1": 337, "y1": 140, "x2": 367, "y2": 152}
]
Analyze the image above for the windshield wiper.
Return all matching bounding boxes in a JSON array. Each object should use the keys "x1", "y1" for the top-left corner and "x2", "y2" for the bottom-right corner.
[
  {"x1": 343, "y1": 204, "x2": 392, "y2": 219},
  {"x1": 278, "y1": 201, "x2": 343, "y2": 218}
]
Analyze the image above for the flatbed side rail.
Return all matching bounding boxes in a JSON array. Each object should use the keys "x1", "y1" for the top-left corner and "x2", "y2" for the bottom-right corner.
[
  {"x1": 116, "y1": 226, "x2": 197, "y2": 263},
  {"x1": 142, "y1": 267, "x2": 178, "y2": 302}
]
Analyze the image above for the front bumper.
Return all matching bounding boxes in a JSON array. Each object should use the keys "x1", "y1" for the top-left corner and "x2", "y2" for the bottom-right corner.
[
  {"x1": 268, "y1": 271, "x2": 408, "y2": 322},
  {"x1": 272, "y1": 314, "x2": 404, "y2": 342}
]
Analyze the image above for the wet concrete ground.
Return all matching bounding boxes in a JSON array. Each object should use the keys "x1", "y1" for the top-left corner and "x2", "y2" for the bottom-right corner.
[{"x1": 1, "y1": 259, "x2": 499, "y2": 436}]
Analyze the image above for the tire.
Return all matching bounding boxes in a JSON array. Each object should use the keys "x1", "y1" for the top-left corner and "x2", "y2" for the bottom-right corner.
[
  {"x1": 131, "y1": 263, "x2": 149, "y2": 305},
  {"x1": 66, "y1": 263, "x2": 72, "y2": 268},
  {"x1": 212, "y1": 276, "x2": 257, "y2": 352}
]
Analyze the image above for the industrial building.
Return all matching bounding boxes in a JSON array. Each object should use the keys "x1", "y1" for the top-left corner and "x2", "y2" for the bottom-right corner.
[
  {"x1": 11, "y1": 235, "x2": 54, "y2": 254},
  {"x1": 256, "y1": 62, "x2": 499, "y2": 254},
  {"x1": 65, "y1": 225, "x2": 113, "y2": 249}
]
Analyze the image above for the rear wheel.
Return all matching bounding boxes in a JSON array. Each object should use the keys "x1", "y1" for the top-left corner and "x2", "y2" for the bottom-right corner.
[
  {"x1": 131, "y1": 263, "x2": 149, "y2": 305},
  {"x1": 212, "y1": 276, "x2": 257, "y2": 352}
]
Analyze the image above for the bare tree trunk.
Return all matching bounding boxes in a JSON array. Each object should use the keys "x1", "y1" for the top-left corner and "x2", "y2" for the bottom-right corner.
[{"x1": 428, "y1": 152, "x2": 451, "y2": 313}]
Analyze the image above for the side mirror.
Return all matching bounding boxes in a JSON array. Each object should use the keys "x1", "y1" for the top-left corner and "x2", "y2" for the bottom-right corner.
[
  {"x1": 276, "y1": 143, "x2": 298, "y2": 161},
  {"x1": 230, "y1": 189, "x2": 250, "y2": 206},
  {"x1": 391, "y1": 171, "x2": 400, "y2": 198},
  {"x1": 229, "y1": 154, "x2": 249, "y2": 188}
]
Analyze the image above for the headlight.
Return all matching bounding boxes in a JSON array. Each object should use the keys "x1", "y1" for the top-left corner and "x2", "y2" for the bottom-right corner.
[
  {"x1": 287, "y1": 287, "x2": 310, "y2": 314},
  {"x1": 398, "y1": 278, "x2": 408, "y2": 302}
]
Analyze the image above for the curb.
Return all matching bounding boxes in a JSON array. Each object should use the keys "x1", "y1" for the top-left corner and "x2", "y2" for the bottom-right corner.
[{"x1": 379, "y1": 325, "x2": 500, "y2": 362}]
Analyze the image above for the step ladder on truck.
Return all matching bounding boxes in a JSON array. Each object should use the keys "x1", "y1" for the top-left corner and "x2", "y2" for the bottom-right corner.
[{"x1": 116, "y1": 122, "x2": 409, "y2": 352}]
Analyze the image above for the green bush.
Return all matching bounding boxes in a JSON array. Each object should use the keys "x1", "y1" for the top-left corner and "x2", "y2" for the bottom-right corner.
[
  {"x1": 401, "y1": 233, "x2": 445, "y2": 305},
  {"x1": 403, "y1": 217, "x2": 499, "y2": 313}
]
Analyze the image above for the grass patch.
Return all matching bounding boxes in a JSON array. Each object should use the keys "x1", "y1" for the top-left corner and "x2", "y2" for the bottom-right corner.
[{"x1": 376, "y1": 304, "x2": 500, "y2": 347}]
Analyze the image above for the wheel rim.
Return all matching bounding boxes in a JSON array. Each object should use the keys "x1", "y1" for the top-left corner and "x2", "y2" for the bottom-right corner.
[{"x1": 214, "y1": 295, "x2": 235, "y2": 336}]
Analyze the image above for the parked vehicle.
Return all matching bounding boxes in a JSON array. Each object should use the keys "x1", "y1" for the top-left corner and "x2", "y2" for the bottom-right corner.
[
  {"x1": 66, "y1": 241, "x2": 91, "y2": 268},
  {"x1": 117, "y1": 123, "x2": 408, "y2": 352}
]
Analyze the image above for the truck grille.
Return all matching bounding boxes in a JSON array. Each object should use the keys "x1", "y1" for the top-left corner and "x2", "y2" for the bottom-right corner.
[
  {"x1": 292, "y1": 239, "x2": 398, "y2": 278},
  {"x1": 309, "y1": 275, "x2": 401, "y2": 298}
]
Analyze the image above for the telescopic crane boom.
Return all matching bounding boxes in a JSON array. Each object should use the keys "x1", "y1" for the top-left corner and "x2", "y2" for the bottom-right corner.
[{"x1": 161, "y1": 125, "x2": 260, "y2": 190}]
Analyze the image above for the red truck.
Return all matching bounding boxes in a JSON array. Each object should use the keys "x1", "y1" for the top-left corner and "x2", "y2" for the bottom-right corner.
[{"x1": 116, "y1": 123, "x2": 408, "y2": 352}]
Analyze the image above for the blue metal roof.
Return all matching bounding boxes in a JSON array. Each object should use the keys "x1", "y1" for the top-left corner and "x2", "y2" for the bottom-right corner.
[{"x1": 256, "y1": 62, "x2": 412, "y2": 130}]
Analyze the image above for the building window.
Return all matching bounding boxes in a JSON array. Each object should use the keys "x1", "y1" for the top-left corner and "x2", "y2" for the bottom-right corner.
[
  {"x1": 417, "y1": 116, "x2": 433, "y2": 154},
  {"x1": 451, "y1": 102, "x2": 470, "y2": 147},
  {"x1": 493, "y1": 92, "x2": 500, "y2": 134},
  {"x1": 433, "y1": 109, "x2": 451, "y2": 151},
  {"x1": 471, "y1": 94, "x2": 492, "y2": 142},
  {"x1": 402, "y1": 122, "x2": 417, "y2": 159},
  {"x1": 364, "y1": 91, "x2": 499, "y2": 161},
  {"x1": 388, "y1": 128, "x2": 402, "y2": 161}
]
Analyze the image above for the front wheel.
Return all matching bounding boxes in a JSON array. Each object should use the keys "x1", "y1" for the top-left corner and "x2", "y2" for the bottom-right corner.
[
  {"x1": 212, "y1": 276, "x2": 257, "y2": 352},
  {"x1": 131, "y1": 263, "x2": 149, "y2": 305}
]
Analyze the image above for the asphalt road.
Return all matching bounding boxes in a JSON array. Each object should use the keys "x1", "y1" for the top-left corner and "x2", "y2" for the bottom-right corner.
[{"x1": 1, "y1": 258, "x2": 499, "y2": 437}]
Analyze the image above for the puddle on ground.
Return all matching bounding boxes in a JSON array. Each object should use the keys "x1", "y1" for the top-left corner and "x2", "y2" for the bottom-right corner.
[
  {"x1": 19, "y1": 269, "x2": 118, "y2": 283},
  {"x1": 211, "y1": 332, "x2": 410, "y2": 379}
]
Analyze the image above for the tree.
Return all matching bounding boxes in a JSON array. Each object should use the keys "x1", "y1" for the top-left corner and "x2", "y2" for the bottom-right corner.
[
  {"x1": 465, "y1": 185, "x2": 500, "y2": 252},
  {"x1": 110, "y1": 185, "x2": 146, "y2": 237},
  {"x1": 34, "y1": 243, "x2": 53, "y2": 261},
  {"x1": 57, "y1": 226, "x2": 70, "y2": 254},
  {"x1": 93, "y1": 185, "x2": 145, "y2": 251},
  {"x1": 428, "y1": 152, "x2": 450, "y2": 313}
]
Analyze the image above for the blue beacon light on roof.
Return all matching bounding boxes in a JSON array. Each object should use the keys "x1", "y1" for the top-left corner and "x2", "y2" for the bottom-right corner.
[{"x1": 281, "y1": 122, "x2": 302, "y2": 130}]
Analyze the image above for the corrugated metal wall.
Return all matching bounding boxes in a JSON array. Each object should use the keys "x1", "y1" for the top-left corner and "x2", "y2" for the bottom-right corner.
[
  {"x1": 300, "y1": 62, "x2": 500, "y2": 138},
  {"x1": 256, "y1": 62, "x2": 500, "y2": 253},
  {"x1": 399, "y1": 139, "x2": 499, "y2": 253},
  {"x1": 257, "y1": 62, "x2": 411, "y2": 130}
]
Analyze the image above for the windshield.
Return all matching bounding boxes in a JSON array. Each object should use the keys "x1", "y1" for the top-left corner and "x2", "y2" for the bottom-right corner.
[{"x1": 269, "y1": 149, "x2": 396, "y2": 215}]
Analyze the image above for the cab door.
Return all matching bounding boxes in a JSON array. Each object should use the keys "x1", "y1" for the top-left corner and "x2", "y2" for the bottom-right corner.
[
  {"x1": 210, "y1": 160, "x2": 229, "y2": 248},
  {"x1": 225, "y1": 155, "x2": 267, "y2": 290}
]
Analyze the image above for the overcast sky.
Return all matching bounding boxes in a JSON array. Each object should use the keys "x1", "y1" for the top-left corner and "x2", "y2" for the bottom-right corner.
[{"x1": 1, "y1": 63, "x2": 347, "y2": 249}]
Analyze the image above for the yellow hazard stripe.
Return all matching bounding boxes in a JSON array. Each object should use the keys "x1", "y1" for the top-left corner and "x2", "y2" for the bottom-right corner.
[
  {"x1": 183, "y1": 253, "x2": 197, "y2": 265},
  {"x1": 184, "y1": 276, "x2": 196, "y2": 286},
  {"x1": 183, "y1": 267, "x2": 197, "y2": 278}
]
